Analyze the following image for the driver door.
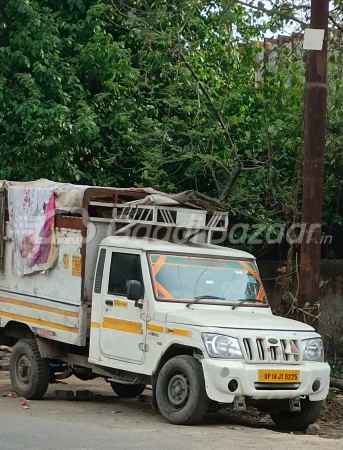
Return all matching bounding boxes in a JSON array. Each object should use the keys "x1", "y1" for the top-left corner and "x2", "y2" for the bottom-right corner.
[{"x1": 99, "y1": 249, "x2": 146, "y2": 364}]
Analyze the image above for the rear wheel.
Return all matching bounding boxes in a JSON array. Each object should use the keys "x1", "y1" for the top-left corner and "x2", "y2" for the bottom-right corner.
[
  {"x1": 110, "y1": 382, "x2": 146, "y2": 398},
  {"x1": 10, "y1": 339, "x2": 50, "y2": 400},
  {"x1": 270, "y1": 398, "x2": 323, "y2": 431},
  {"x1": 156, "y1": 355, "x2": 210, "y2": 425}
]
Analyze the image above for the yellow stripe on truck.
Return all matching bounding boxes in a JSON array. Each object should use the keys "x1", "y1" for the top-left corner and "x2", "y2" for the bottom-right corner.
[
  {"x1": 0, "y1": 311, "x2": 79, "y2": 334},
  {"x1": 103, "y1": 317, "x2": 142, "y2": 328},
  {"x1": 102, "y1": 323, "x2": 143, "y2": 334},
  {"x1": 102, "y1": 317, "x2": 143, "y2": 334},
  {"x1": 166, "y1": 328, "x2": 192, "y2": 337},
  {"x1": 147, "y1": 324, "x2": 164, "y2": 333},
  {"x1": 0, "y1": 296, "x2": 79, "y2": 318}
]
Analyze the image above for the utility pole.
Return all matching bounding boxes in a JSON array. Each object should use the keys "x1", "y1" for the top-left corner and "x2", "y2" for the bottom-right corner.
[{"x1": 299, "y1": 0, "x2": 329, "y2": 326}]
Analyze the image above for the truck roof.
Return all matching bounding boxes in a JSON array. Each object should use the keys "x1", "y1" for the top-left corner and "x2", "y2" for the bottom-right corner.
[{"x1": 100, "y1": 236, "x2": 255, "y2": 260}]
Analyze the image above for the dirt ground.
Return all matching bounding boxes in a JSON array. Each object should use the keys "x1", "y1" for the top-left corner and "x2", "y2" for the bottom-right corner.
[{"x1": 1, "y1": 371, "x2": 343, "y2": 450}]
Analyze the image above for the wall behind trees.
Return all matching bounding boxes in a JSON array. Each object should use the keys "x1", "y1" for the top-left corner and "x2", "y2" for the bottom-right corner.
[{"x1": 259, "y1": 260, "x2": 343, "y2": 353}]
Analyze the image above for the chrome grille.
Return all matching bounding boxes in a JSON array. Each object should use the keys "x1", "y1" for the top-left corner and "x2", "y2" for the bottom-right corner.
[
  {"x1": 243, "y1": 338, "x2": 253, "y2": 360},
  {"x1": 240, "y1": 337, "x2": 301, "y2": 364}
]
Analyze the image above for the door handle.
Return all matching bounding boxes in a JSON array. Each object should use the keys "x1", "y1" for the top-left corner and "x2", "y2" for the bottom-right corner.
[
  {"x1": 135, "y1": 299, "x2": 143, "y2": 309},
  {"x1": 105, "y1": 300, "x2": 113, "y2": 306}
]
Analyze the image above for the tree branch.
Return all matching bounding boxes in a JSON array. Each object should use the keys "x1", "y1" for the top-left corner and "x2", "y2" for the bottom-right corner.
[
  {"x1": 220, "y1": 163, "x2": 243, "y2": 200},
  {"x1": 329, "y1": 15, "x2": 343, "y2": 33},
  {"x1": 111, "y1": 1, "x2": 163, "y2": 35},
  {"x1": 330, "y1": 377, "x2": 343, "y2": 391},
  {"x1": 218, "y1": 162, "x2": 233, "y2": 178},
  {"x1": 210, "y1": 166, "x2": 222, "y2": 197},
  {"x1": 178, "y1": 51, "x2": 238, "y2": 158},
  {"x1": 242, "y1": 166, "x2": 264, "y2": 171},
  {"x1": 233, "y1": 0, "x2": 307, "y2": 27},
  {"x1": 218, "y1": 165, "x2": 264, "y2": 200},
  {"x1": 174, "y1": 51, "x2": 264, "y2": 200}
]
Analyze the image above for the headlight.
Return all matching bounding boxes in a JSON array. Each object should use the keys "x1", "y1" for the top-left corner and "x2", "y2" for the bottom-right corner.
[
  {"x1": 202, "y1": 333, "x2": 243, "y2": 359},
  {"x1": 302, "y1": 338, "x2": 324, "y2": 362}
]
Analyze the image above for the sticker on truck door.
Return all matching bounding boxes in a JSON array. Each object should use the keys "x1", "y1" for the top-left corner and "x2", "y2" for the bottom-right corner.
[
  {"x1": 113, "y1": 300, "x2": 128, "y2": 308},
  {"x1": 63, "y1": 253, "x2": 70, "y2": 270},
  {"x1": 72, "y1": 255, "x2": 82, "y2": 277}
]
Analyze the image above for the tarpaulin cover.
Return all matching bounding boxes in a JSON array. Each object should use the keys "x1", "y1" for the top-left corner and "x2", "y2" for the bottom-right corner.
[
  {"x1": 2, "y1": 180, "x2": 224, "y2": 212},
  {"x1": 132, "y1": 190, "x2": 224, "y2": 212}
]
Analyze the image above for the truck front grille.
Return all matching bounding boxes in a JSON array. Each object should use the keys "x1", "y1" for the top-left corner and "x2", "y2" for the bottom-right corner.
[{"x1": 241, "y1": 337, "x2": 301, "y2": 364}]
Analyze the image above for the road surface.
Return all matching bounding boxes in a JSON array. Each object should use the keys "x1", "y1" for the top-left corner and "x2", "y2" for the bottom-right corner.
[{"x1": 0, "y1": 372, "x2": 341, "y2": 450}]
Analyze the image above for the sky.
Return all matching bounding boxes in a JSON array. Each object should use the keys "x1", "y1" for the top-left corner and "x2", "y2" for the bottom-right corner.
[{"x1": 252, "y1": 0, "x2": 309, "y2": 38}]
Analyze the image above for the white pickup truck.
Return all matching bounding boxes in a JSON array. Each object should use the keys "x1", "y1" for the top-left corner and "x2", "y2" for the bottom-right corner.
[{"x1": 0, "y1": 181, "x2": 330, "y2": 429}]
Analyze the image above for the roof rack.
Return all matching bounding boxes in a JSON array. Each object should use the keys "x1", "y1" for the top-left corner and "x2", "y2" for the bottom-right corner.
[{"x1": 89, "y1": 202, "x2": 228, "y2": 244}]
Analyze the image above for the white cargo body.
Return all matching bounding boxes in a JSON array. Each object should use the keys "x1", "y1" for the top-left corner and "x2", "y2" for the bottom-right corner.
[
  {"x1": 0, "y1": 181, "x2": 330, "y2": 429},
  {"x1": 0, "y1": 182, "x2": 151, "y2": 346}
]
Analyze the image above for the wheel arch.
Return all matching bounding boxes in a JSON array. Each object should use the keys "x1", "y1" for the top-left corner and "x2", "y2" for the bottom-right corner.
[
  {"x1": 3, "y1": 320, "x2": 34, "y2": 341},
  {"x1": 155, "y1": 343, "x2": 204, "y2": 374},
  {"x1": 151, "y1": 343, "x2": 204, "y2": 411}
]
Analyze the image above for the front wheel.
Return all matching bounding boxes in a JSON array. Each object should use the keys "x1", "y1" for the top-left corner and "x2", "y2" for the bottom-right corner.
[
  {"x1": 270, "y1": 398, "x2": 323, "y2": 431},
  {"x1": 110, "y1": 382, "x2": 146, "y2": 398},
  {"x1": 156, "y1": 355, "x2": 210, "y2": 425},
  {"x1": 10, "y1": 339, "x2": 50, "y2": 400}
]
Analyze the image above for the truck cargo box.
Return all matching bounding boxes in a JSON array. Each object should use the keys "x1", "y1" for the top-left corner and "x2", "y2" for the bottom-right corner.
[{"x1": 0, "y1": 180, "x2": 226, "y2": 346}]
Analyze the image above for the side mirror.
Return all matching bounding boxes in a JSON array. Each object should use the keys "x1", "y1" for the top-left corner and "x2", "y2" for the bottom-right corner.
[{"x1": 127, "y1": 280, "x2": 143, "y2": 308}]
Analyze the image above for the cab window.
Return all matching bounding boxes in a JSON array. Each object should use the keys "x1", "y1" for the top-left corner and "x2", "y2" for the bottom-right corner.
[
  {"x1": 108, "y1": 252, "x2": 144, "y2": 297},
  {"x1": 148, "y1": 253, "x2": 266, "y2": 306}
]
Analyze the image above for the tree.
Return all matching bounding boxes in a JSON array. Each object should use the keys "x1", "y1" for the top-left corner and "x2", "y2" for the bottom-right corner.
[{"x1": 0, "y1": 0, "x2": 342, "y2": 256}]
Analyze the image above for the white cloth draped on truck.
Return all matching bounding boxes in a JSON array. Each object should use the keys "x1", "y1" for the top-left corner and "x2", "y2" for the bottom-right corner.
[
  {"x1": 8, "y1": 185, "x2": 58, "y2": 276},
  {"x1": 4, "y1": 178, "x2": 87, "y2": 212}
]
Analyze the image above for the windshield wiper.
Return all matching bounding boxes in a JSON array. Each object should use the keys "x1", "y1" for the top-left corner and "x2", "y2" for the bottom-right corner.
[
  {"x1": 186, "y1": 295, "x2": 226, "y2": 308},
  {"x1": 232, "y1": 298, "x2": 260, "y2": 310}
]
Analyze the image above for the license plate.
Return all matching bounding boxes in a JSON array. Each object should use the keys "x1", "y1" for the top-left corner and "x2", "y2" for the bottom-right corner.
[{"x1": 258, "y1": 370, "x2": 300, "y2": 383}]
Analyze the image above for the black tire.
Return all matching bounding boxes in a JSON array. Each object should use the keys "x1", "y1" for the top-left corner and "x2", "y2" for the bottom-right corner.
[
  {"x1": 270, "y1": 398, "x2": 323, "y2": 431},
  {"x1": 156, "y1": 355, "x2": 210, "y2": 425},
  {"x1": 110, "y1": 382, "x2": 146, "y2": 398},
  {"x1": 10, "y1": 339, "x2": 50, "y2": 400}
]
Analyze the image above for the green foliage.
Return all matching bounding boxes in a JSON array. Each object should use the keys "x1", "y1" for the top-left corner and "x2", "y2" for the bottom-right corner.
[
  {"x1": 330, "y1": 359, "x2": 343, "y2": 380},
  {"x1": 0, "y1": 0, "x2": 342, "y2": 255}
]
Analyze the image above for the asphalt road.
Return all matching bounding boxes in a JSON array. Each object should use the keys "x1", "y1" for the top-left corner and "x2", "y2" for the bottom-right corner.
[{"x1": 0, "y1": 372, "x2": 341, "y2": 450}]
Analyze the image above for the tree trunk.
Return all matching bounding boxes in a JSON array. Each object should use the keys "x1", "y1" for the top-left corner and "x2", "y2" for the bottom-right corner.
[{"x1": 330, "y1": 377, "x2": 343, "y2": 391}]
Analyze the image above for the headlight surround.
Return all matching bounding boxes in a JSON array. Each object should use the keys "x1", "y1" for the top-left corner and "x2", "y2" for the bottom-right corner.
[
  {"x1": 302, "y1": 338, "x2": 324, "y2": 362},
  {"x1": 202, "y1": 333, "x2": 243, "y2": 359}
]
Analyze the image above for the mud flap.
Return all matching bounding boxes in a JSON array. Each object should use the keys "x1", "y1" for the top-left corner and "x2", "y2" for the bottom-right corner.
[{"x1": 151, "y1": 374, "x2": 159, "y2": 412}]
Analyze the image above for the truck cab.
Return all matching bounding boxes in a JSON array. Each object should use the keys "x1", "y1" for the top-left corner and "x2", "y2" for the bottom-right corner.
[{"x1": 88, "y1": 236, "x2": 330, "y2": 428}]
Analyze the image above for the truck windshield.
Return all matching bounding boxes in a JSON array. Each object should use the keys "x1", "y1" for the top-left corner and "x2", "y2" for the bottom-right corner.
[{"x1": 148, "y1": 254, "x2": 267, "y2": 306}]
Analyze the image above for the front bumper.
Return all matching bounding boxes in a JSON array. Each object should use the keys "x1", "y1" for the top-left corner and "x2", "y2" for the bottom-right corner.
[{"x1": 202, "y1": 359, "x2": 330, "y2": 403}]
